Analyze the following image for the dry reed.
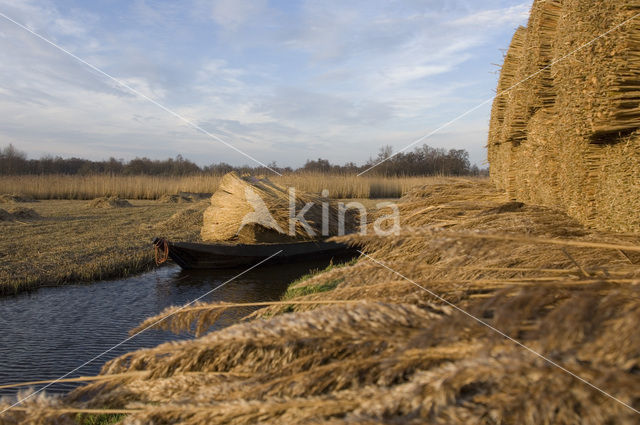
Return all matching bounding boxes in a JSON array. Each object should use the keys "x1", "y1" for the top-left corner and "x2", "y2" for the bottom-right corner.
[
  {"x1": 201, "y1": 172, "x2": 357, "y2": 243},
  {"x1": 0, "y1": 173, "x2": 457, "y2": 200},
  {"x1": 5, "y1": 179, "x2": 640, "y2": 424},
  {"x1": 488, "y1": 0, "x2": 640, "y2": 232},
  {"x1": 0, "y1": 200, "x2": 208, "y2": 295},
  {"x1": 86, "y1": 196, "x2": 132, "y2": 209}
]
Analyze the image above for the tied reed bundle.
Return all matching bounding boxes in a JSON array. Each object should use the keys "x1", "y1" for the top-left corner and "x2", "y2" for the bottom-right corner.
[
  {"x1": 201, "y1": 172, "x2": 357, "y2": 243},
  {"x1": 488, "y1": 0, "x2": 640, "y2": 232},
  {"x1": 87, "y1": 196, "x2": 132, "y2": 209}
]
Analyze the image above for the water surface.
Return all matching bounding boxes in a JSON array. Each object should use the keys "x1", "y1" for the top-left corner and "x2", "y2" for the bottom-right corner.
[{"x1": 0, "y1": 259, "x2": 335, "y2": 396}]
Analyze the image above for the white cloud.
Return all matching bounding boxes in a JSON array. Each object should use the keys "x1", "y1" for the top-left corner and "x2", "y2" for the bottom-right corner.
[
  {"x1": 210, "y1": 0, "x2": 268, "y2": 29},
  {"x1": 451, "y1": 3, "x2": 531, "y2": 27},
  {"x1": 0, "y1": 0, "x2": 532, "y2": 166}
]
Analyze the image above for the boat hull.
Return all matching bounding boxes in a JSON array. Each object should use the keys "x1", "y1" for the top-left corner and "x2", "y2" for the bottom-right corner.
[{"x1": 156, "y1": 239, "x2": 359, "y2": 270}]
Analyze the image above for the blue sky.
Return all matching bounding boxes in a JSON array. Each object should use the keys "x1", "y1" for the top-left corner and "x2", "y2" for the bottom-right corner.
[{"x1": 0, "y1": 0, "x2": 532, "y2": 167}]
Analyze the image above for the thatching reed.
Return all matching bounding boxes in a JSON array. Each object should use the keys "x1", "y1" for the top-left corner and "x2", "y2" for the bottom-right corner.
[
  {"x1": 0, "y1": 174, "x2": 450, "y2": 201},
  {"x1": 3, "y1": 179, "x2": 639, "y2": 424},
  {"x1": 158, "y1": 194, "x2": 195, "y2": 204},
  {"x1": 0, "y1": 194, "x2": 37, "y2": 204},
  {"x1": 201, "y1": 172, "x2": 357, "y2": 243},
  {"x1": 488, "y1": 0, "x2": 640, "y2": 232},
  {"x1": 0, "y1": 207, "x2": 41, "y2": 222},
  {"x1": 87, "y1": 196, "x2": 132, "y2": 209},
  {"x1": 153, "y1": 202, "x2": 208, "y2": 235}
]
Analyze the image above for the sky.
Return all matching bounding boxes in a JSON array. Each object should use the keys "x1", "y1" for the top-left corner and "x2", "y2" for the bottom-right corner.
[{"x1": 0, "y1": 0, "x2": 532, "y2": 168}]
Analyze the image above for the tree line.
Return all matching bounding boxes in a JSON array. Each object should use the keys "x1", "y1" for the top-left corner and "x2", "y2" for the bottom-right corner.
[{"x1": 0, "y1": 144, "x2": 486, "y2": 177}]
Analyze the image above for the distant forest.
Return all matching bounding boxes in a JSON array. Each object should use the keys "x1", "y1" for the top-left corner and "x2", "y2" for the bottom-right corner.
[{"x1": 0, "y1": 144, "x2": 486, "y2": 177}]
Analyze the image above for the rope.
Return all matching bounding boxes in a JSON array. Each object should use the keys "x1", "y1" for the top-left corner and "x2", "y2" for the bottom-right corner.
[{"x1": 154, "y1": 238, "x2": 169, "y2": 265}]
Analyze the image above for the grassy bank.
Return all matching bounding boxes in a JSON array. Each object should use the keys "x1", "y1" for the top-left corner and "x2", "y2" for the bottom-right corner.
[
  {"x1": 0, "y1": 199, "x2": 207, "y2": 295},
  {"x1": 0, "y1": 173, "x2": 462, "y2": 200}
]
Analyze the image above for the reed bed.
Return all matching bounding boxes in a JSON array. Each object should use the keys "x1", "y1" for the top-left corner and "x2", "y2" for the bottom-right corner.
[
  {"x1": 0, "y1": 174, "x2": 222, "y2": 200},
  {"x1": 0, "y1": 173, "x2": 454, "y2": 200},
  {"x1": 4, "y1": 179, "x2": 640, "y2": 424}
]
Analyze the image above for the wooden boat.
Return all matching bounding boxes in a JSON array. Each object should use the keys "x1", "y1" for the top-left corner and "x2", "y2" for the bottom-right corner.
[{"x1": 153, "y1": 238, "x2": 359, "y2": 270}]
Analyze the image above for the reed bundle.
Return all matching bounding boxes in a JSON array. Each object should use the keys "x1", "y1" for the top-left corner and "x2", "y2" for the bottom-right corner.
[
  {"x1": 0, "y1": 194, "x2": 36, "y2": 204},
  {"x1": 201, "y1": 172, "x2": 356, "y2": 243},
  {"x1": 488, "y1": 0, "x2": 640, "y2": 232},
  {"x1": 0, "y1": 207, "x2": 41, "y2": 222},
  {"x1": 86, "y1": 196, "x2": 132, "y2": 209}
]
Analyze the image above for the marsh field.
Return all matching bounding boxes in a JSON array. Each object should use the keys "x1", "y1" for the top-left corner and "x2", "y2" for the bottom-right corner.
[
  {"x1": 0, "y1": 173, "x2": 408, "y2": 295},
  {"x1": 0, "y1": 198, "x2": 205, "y2": 295}
]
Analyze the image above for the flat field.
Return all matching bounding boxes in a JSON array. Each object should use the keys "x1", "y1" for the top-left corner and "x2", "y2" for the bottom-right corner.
[{"x1": 0, "y1": 199, "x2": 206, "y2": 295}]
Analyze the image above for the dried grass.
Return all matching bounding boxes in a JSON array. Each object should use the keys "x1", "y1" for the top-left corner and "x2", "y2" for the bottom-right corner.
[
  {"x1": 0, "y1": 194, "x2": 37, "y2": 204},
  {"x1": 87, "y1": 197, "x2": 132, "y2": 209},
  {"x1": 201, "y1": 172, "x2": 357, "y2": 243},
  {"x1": 5, "y1": 179, "x2": 640, "y2": 424}
]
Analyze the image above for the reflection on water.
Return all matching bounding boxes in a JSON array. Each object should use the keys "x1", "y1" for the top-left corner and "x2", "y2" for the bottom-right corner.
[{"x1": 0, "y1": 258, "x2": 339, "y2": 396}]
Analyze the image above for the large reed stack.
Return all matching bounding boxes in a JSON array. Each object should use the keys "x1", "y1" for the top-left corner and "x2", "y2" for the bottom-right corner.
[
  {"x1": 201, "y1": 172, "x2": 356, "y2": 243},
  {"x1": 488, "y1": 0, "x2": 640, "y2": 232}
]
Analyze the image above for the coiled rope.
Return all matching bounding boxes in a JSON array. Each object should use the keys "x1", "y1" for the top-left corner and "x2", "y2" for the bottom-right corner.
[{"x1": 153, "y1": 238, "x2": 169, "y2": 265}]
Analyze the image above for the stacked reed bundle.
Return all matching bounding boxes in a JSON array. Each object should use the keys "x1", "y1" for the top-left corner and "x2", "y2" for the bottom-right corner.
[
  {"x1": 552, "y1": 0, "x2": 640, "y2": 139},
  {"x1": 488, "y1": 0, "x2": 640, "y2": 232},
  {"x1": 488, "y1": 27, "x2": 528, "y2": 197},
  {"x1": 499, "y1": 26, "x2": 530, "y2": 148},
  {"x1": 201, "y1": 172, "x2": 356, "y2": 243},
  {"x1": 523, "y1": 0, "x2": 561, "y2": 111}
]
